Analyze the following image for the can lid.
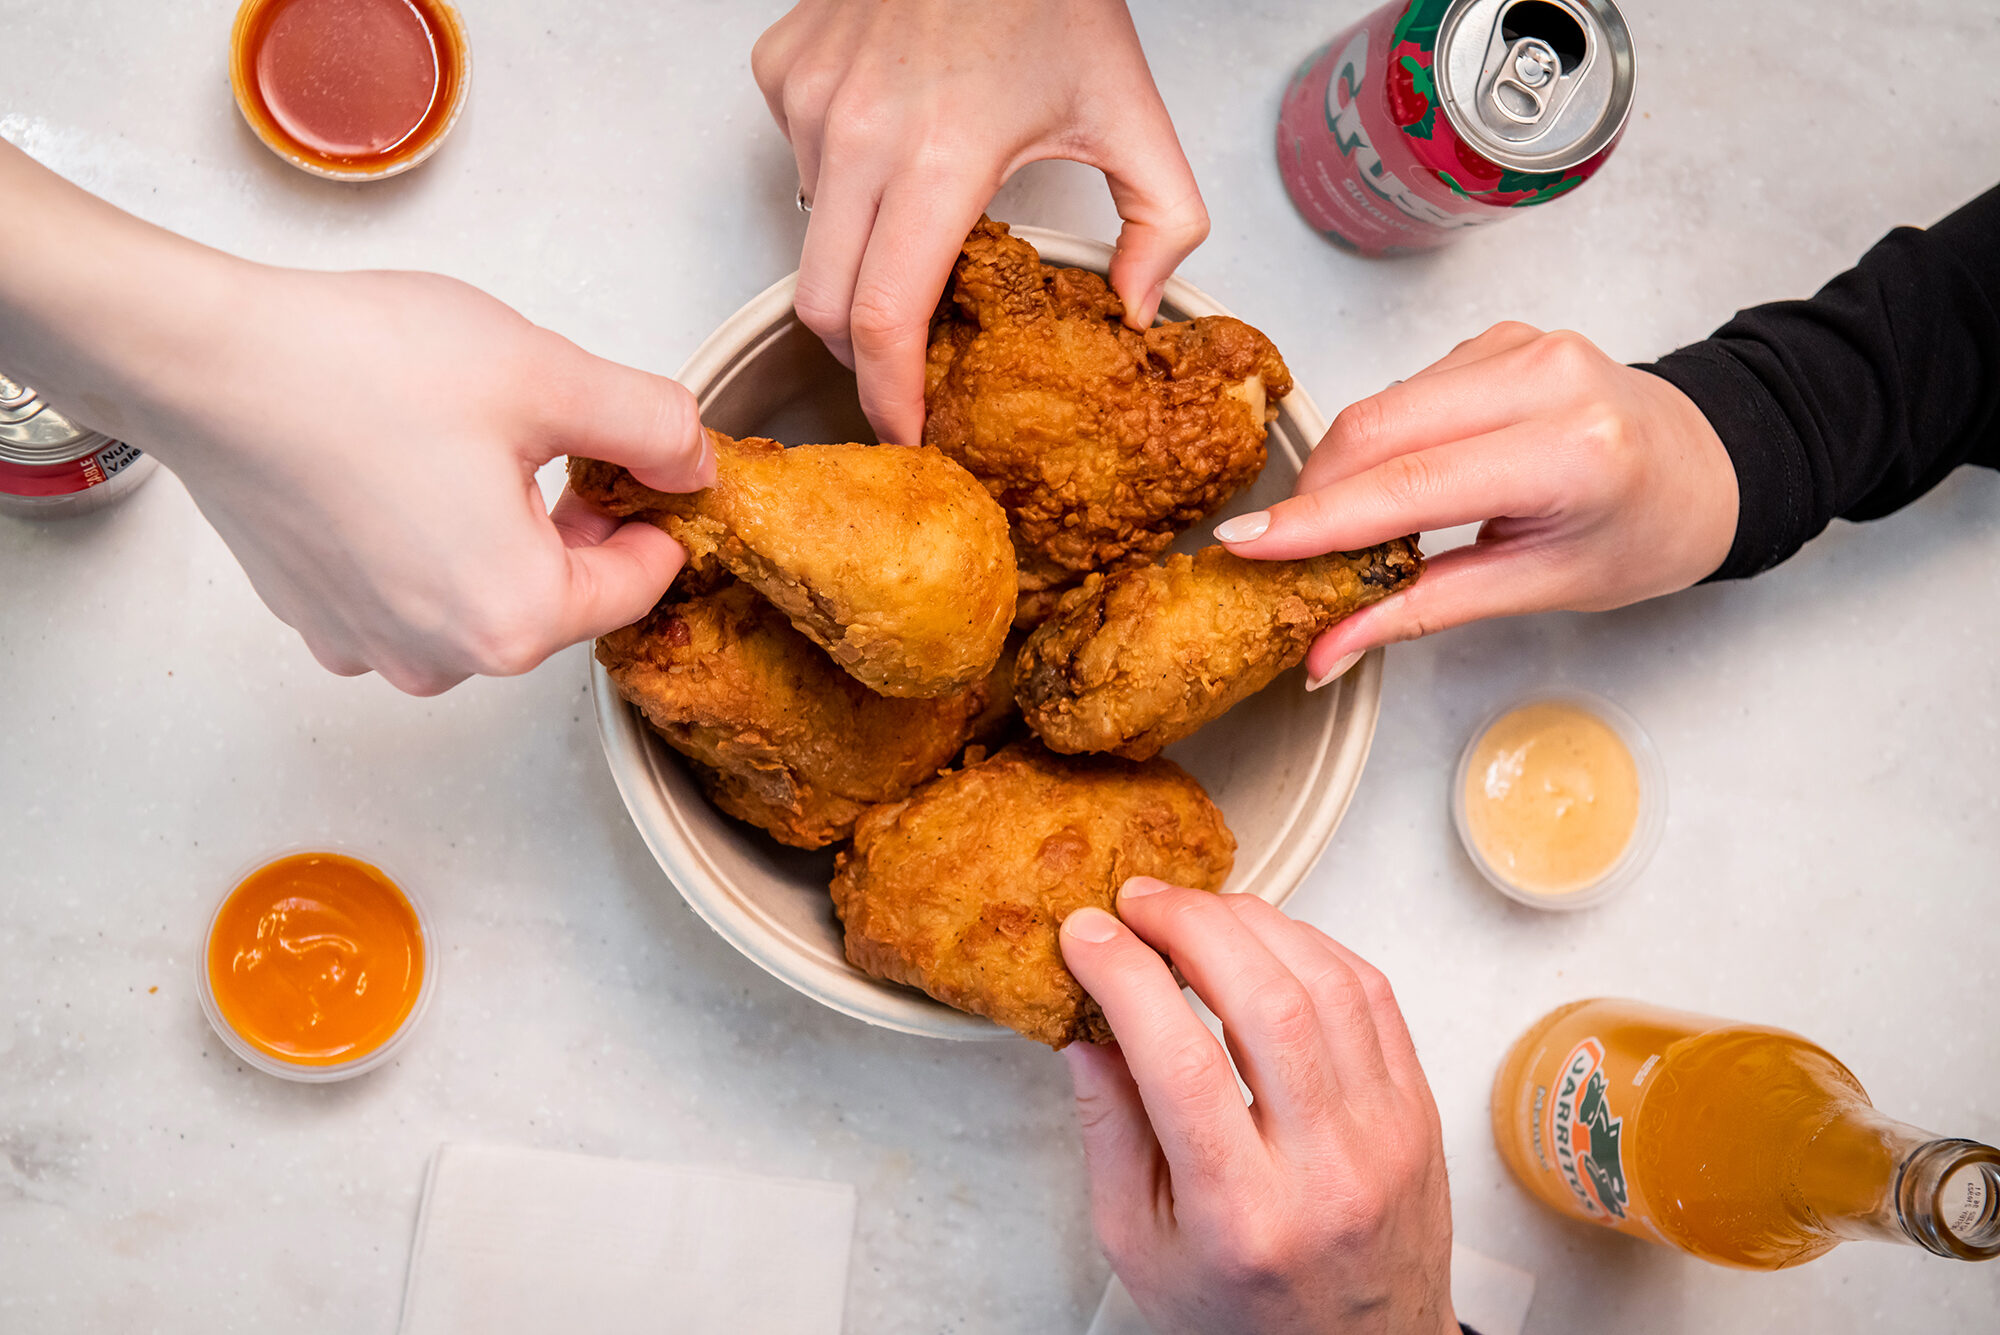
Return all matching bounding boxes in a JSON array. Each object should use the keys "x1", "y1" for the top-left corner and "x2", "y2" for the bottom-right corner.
[
  {"x1": 0, "y1": 372, "x2": 109, "y2": 464},
  {"x1": 1436, "y1": 0, "x2": 1636, "y2": 175}
]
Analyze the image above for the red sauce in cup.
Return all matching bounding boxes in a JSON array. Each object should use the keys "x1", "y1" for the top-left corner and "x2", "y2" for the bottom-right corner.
[{"x1": 229, "y1": 0, "x2": 469, "y2": 179}]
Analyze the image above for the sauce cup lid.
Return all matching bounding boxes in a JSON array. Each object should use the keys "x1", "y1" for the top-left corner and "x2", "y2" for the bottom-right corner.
[
  {"x1": 1450, "y1": 690, "x2": 1667, "y2": 912},
  {"x1": 196, "y1": 845, "x2": 439, "y2": 1082}
]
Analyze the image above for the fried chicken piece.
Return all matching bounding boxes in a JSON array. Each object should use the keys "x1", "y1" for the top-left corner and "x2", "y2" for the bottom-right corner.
[
  {"x1": 924, "y1": 218, "x2": 1293, "y2": 623},
  {"x1": 571, "y1": 430, "x2": 1016, "y2": 698},
  {"x1": 1015, "y1": 541, "x2": 1425, "y2": 761},
  {"x1": 597, "y1": 580, "x2": 987, "y2": 849},
  {"x1": 831, "y1": 742, "x2": 1235, "y2": 1047}
]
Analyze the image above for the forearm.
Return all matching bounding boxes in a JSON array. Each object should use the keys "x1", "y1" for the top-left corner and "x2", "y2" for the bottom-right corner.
[
  {"x1": 1643, "y1": 184, "x2": 2000, "y2": 580},
  {"x1": 0, "y1": 140, "x2": 248, "y2": 464}
]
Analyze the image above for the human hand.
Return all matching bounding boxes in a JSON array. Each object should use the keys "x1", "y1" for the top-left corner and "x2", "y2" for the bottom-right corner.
[
  {"x1": 752, "y1": 0, "x2": 1208, "y2": 445},
  {"x1": 142, "y1": 265, "x2": 713, "y2": 695},
  {"x1": 1212, "y1": 323, "x2": 1740, "y2": 686},
  {"x1": 1060, "y1": 880, "x2": 1455, "y2": 1335}
]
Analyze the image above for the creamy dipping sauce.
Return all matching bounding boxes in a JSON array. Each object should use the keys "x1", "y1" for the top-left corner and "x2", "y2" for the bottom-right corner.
[{"x1": 1461, "y1": 700, "x2": 1640, "y2": 895}]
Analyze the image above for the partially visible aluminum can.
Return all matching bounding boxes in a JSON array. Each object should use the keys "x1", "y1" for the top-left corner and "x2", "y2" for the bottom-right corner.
[
  {"x1": 0, "y1": 372, "x2": 158, "y2": 519},
  {"x1": 1278, "y1": 0, "x2": 1636, "y2": 256}
]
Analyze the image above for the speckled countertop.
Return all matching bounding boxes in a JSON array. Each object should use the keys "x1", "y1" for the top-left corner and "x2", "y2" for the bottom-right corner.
[{"x1": 4, "y1": 2, "x2": 1998, "y2": 1331}]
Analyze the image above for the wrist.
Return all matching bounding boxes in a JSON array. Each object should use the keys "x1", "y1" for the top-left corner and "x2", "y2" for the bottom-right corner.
[{"x1": 0, "y1": 141, "x2": 254, "y2": 467}]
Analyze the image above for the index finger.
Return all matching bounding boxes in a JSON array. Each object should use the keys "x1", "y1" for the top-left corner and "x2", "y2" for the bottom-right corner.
[
  {"x1": 846, "y1": 174, "x2": 988, "y2": 446},
  {"x1": 1230, "y1": 421, "x2": 1557, "y2": 560}
]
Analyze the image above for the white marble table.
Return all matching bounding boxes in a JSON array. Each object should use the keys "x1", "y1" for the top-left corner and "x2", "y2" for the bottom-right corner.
[{"x1": 4, "y1": 2, "x2": 1998, "y2": 1330}]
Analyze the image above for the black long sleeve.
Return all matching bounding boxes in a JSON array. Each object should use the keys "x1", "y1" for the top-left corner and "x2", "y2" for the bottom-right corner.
[{"x1": 1640, "y1": 185, "x2": 2000, "y2": 581}]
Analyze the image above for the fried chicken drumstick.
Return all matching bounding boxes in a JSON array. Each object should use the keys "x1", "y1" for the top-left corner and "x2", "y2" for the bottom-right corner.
[
  {"x1": 571, "y1": 431, "x2": 1015, "y2": 697},
  {"x1": 924, "y1": 219, "x2": 1293, "y2": 624},
  {"x1": 1015, "y1": 541, "x2": 1425, "y2": 761},
  {"x1": 597, "y1": 579, "x2": 989, "y2": 849},
  {"x1": 831, "y1": 742, "x2": 1235, "y2": 1048}
]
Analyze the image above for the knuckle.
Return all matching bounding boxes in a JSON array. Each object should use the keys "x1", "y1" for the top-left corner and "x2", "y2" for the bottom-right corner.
[
  {"x1": 846, "y1": 289, "x2": 915, "y2": 350},
  {"x1": 823, "y1": 89, "x2": 899, "y2": 150},
  {"x1": 1157, "y1": 1036, "x2": 1226, "y2": 1098},
  {"x1": 1532, "y1": 327, "x2": 1600, "y2": 375},
  {"x1": 792, "y1": 278, "x2": 850, "y2": 342},
  {"x1": 1213, "y1": 1214, "x2": 1296, "y2": 1289},
  {"x1": 1329, "y1": 396, "x2": 1386, "y2": 454},
  {"x1": 1485, "y1": 319, "x2": 1543, "y2": 345},
  {"x1": 1244, "y1": 976, "x2": 1320, "y2": 1049},
  {"x1": 1376, "y1": 449, "x2": 1444, "y2": 512}
]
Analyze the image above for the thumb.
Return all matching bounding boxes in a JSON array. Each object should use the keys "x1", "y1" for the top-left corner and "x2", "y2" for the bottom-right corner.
[
  {"x1": 550, "y1": 517, "x2": 689, "y2": 649},
  {"x1": 1302, "y1": 539, "x2": 1569, "y2": 678},
  {"x1": 546, "y1": 351, "x2": 716, "y2": 493},
  {"x1": 1064, "y1": 1039, "x2": 1165, "y2": 1252}
]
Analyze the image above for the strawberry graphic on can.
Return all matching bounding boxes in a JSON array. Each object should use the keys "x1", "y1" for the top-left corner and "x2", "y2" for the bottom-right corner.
[{"x1": 1277, "y1": 0, "x2": 1636, "y2": 255}]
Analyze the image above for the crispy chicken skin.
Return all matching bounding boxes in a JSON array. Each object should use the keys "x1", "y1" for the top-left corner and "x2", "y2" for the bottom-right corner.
[
  {"x1": 570, "y1": 430, "x2": 1016, "y2": 698},
  {"x1": 924, "y1": 219, "x2": 1293, "y2": 624},
  {"x1": 1015, "y1": 541, "x2": 1425, "y2": 762},
  {"x1": 831, "y1": 742, "x2": 1235, "y2": 1047},
  {"x1": 597, "y1": 580, "x2": 988, "y2": 849}
]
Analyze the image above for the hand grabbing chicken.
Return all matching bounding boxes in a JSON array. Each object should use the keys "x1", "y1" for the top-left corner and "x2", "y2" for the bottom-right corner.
[
  {"x1": 570, "y1": 430, "x2": 1015, "y2": 697},
  {"x1": 925, "y1": 220, "x2": 1292, "y2": 624}
]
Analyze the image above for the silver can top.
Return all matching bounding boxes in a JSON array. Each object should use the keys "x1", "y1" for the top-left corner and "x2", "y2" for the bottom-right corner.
[
  {"x1": 1436, "y1": 0, "x2": 1636, "y2": 175},
  {"x1": 0, "y1": 372, "x2": 109, "y2": 464}
]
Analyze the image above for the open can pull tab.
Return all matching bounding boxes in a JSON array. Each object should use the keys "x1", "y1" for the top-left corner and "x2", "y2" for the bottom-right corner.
[{"x1": 1491, "y1": 37, "x2": 1562, "y2": 123}]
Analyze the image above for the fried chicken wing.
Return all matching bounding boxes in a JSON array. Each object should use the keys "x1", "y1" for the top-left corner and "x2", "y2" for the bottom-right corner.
[
  {"x1": 571, "y1": 430, "x2": 1016, "y2": 698},
  {"x1": 924, "y1": 219, "x2": 1294, "y2": 623},
  {"x1": 598, "y1": 580, "x2": 987, "y2": 849},
  {"x1": 1015, "y1": 541, "x2": 1425, "y2": 761},
  {"x1": 831, "y1": 742, "x2": 1235, "y2": 1047}
]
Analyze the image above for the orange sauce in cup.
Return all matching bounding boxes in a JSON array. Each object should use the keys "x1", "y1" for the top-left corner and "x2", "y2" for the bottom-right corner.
[
  {"x1": 206, "y1": 852, "x2": 426, "y2": 1066},
  {"x1": 229, "y1": 0, "x2": 469, "y2": 178}
]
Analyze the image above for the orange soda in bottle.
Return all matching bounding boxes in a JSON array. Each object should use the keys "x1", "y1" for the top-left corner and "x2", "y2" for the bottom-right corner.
[{"x1": 1492, "y1": 998, "x2": 2000, "y2": 1268}]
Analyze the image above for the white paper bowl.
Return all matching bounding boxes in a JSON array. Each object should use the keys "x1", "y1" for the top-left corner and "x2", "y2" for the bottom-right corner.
[{"x1": 592, "y1": 228, "x2": 1387, "y2": 1040}]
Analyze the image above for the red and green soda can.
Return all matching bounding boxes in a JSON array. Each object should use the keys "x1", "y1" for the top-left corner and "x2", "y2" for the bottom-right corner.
[{"x1": 1277, "y1": 0, "x2": 1636, "y2": 255}]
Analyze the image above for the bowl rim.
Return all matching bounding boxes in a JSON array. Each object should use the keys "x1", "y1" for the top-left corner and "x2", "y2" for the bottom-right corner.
[{"x1": 591, "y1": 226, "x2": 1386, "y2": 1039}]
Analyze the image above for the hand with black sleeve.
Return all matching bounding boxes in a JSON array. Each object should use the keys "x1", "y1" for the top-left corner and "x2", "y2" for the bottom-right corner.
[{"x1": 1213, "y1": 186, "x2": 2000, "y2": 686}]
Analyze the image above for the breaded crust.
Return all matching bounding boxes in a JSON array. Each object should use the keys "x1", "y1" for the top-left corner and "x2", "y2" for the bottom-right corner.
[
  {"x1": 1015, "y1": 540, "x2": 1425, "y2": 761},
  {"x1": 831, "y1": 742, "x2": 1235, "y2": 1047}
]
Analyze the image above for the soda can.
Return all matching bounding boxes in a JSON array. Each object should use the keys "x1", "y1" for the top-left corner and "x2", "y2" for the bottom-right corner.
[
  {"x1": 0, "y1": 371, "x2": 158, "y2": 520},
  {"x1": 1277, "y1": 0, "x2": 1636, "y2": 256}
]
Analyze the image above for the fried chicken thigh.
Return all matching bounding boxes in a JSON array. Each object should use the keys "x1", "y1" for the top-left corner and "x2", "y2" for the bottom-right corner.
[
  {"x1": 831, "y1": 742, "x2": 1235, "y2": 1047},
  {"x1": 1015, "y1": 541, "x2": 1425, "y2": 761},
  {"x1": 924, "y1": 219, "x2": 1293, "y2": 623},
  {"x1": 571, "y1": 430, "x2": 1015, "y2": 698},
  {"x1": 598, "y1": 580, "x2": 988, "y2": 849}
]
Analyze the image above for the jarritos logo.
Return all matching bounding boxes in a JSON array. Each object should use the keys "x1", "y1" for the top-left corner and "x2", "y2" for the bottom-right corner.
[{"x1": 1546, "y1": 1038, "x2": 1630, "y2": 1221}]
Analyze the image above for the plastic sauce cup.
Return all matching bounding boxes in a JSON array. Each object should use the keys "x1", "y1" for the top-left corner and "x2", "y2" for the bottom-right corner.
[
  {"x1": 1451, "y1": 691, "x2": 1666, "y2": 911},
  {"x1": 198, "y1": 848, "x2": 437, "y2": 1081}
]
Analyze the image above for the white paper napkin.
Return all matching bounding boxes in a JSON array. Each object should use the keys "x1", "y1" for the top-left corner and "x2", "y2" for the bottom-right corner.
[
  {"x1": 1085, "y1": 1243, "x2": 1535, "y2": 1335},
  {"x1": 398, "y1": 1144, "x2": 856, "y2": 1335}
]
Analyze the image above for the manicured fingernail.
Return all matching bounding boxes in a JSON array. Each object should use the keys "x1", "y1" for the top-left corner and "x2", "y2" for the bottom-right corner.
[
  {"x1": 692, "y1": 433, "x2": 718, "y2": 488},
  {"x1": 1120, "y1": 875, "x2": 1168, "y2": 900},
  {"x1": 1306, "y1": 650, "x2": 1363, "y2": 692},
  {"x1": 1063, "y1": 907, "x2": 1120, "y2": 943},
  {"x1": 1213, "y1": 511, "x2": 1270, "y2": 544}
]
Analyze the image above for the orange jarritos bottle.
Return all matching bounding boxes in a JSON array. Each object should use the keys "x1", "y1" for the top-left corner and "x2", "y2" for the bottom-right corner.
[{"x1": 1493, "y1": 999, "x2": 2000, "y2": 1269}]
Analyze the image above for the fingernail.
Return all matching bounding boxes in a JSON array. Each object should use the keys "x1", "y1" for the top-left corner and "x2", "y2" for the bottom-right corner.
[
  {"x1": 1063, "y1": 907, "x2": 1120, "y2": 943},
  {"x1": 1120, "y1": 875, "x2": 1168, "y2": 900},
  {"x1": 1213, "y1": 511, "x2": 1270, "y2": 544},
  {"x1": 692, "y1": 433, "x2": 718, "y2": 489},
  {"x1": 1306, "y1": 650, "x2": 1364, "y2": 692}
]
